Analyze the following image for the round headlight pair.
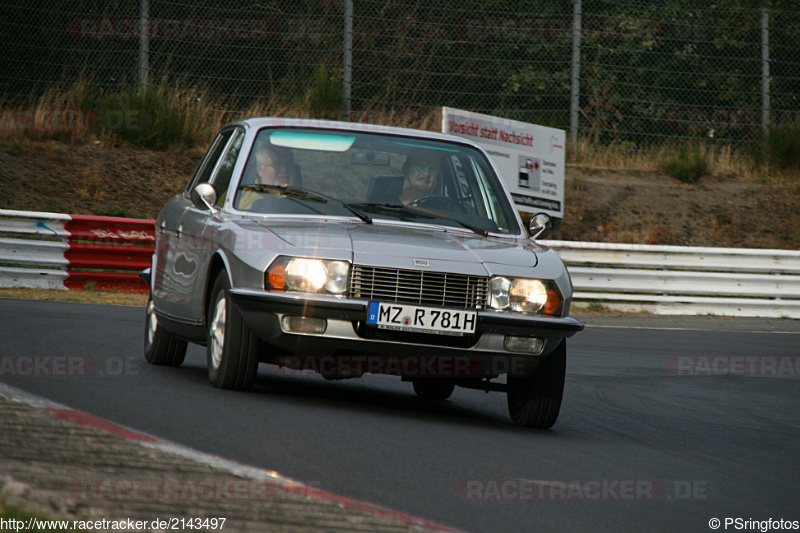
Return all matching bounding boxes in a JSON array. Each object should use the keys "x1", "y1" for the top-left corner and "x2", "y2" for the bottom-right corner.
[
  {"x1": 490, "y1": 277, "x2": 560, "y2": 315},
  {"x1": 267, "y1": 257, "x2": 349, "y2": 294}
]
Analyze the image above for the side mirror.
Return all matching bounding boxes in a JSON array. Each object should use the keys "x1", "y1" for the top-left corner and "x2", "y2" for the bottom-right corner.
[
  {"x1": 191, "y1": 183, "x2": 218, "y2": 211},
  {"x1": 527, "y1": 212, "x2": 552, "y2": 240}
]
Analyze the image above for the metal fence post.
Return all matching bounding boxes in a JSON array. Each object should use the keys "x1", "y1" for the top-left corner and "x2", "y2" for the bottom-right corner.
[
  {"x1": 761, "y1": 0, "x2": 770, "y2": 132},
  {"x1": 343, "y1": 0, "x2": 353, "y2": 121},
  {"x1": 138, "y1": 0, "x2": 149, "y2": 88},
  {"x1": 570, "y1": 0, "x2": 582, "y2": 145}
]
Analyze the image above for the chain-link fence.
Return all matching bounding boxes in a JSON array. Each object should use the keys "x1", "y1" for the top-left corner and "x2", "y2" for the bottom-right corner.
[{"x1": 2, "y1": 0, "x2": 798, "y2": 147}]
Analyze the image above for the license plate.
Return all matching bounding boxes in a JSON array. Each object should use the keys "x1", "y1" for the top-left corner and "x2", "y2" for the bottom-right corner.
[{"x1": 367, "y1": 302, "x2": 477, "y2": 336}]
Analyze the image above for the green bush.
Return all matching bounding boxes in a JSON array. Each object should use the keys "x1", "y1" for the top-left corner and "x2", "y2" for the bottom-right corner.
[
  {"x1": 307, "y1": 64, "x2": 342, "y2": 120},
  {"x1": 96, "y1": 82, "x2": 220, "y2": 150},
  {"x1": 751, "y1": 130, "x2": 800, "y2": 171},
  {"x1": 660, "y1": 142, "x2": 707, "y2": 184}
]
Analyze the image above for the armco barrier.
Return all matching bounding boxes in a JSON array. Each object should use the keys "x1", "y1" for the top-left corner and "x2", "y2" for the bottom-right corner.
[
  {"x1": 0, "y1": 209, "x2": 154, "y2": 293},
  {"x1": 1, "y1": 209, "x2": 799, "y2": 318},
  {"x1": 543, "y1": 240, "x2": 800, "y2": 319}
]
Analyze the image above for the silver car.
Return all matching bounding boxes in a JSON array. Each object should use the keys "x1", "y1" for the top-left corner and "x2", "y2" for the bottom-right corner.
[{"x1": 143, "y1": 118, "x2": 583, "y2": 428}]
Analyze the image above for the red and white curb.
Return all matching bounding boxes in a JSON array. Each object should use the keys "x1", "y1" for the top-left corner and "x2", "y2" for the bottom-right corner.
[{"x1": 0, "y1": 383, "x2": 461, "y2": 532}]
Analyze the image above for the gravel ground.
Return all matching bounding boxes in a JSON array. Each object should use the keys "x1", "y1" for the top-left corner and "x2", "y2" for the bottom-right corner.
[{"x1": 0, "y1": 392, "x2": 449, "y2": 532}]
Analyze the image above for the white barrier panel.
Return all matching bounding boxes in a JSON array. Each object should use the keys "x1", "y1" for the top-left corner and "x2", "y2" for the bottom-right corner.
[
  {"x1": 0, "y1": 266, "x2": 67, "y2": 290},
  {"x1": 0, "y1": 209, "x2": 70, "y2": 238},
  {"x1": 572, "y1": 293, "x2": 800, "y2": 319},
  {"x1": 0, "y1": 210, "x2": 70, "y2": 290},
  {"x1": 545, "y1": 240, "x2": 800, "y2": 274},
  {"x1": 0, "y1": 237, "x2": 69, "y2": 268},
  {"x1": 568, "y1": 267, "x2": 800, "y2": 298},
  {"x1": 543, "y1": 240, "x2": 800, "y2": 319}
]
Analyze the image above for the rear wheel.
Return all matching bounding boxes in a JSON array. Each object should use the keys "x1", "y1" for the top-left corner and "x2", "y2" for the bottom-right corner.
[
  {"x1": 144, "y1": 297, "x2": 187, "y2": 366},
  {"x1": 206, "y1": 272, "x2": 260, "y2": 390},
  {"x1": 507, "y1": 340, "x2": 566, "y2": 428},
  {"x1": 412, "y1": 378, "x2": 456, "y2": 401}
]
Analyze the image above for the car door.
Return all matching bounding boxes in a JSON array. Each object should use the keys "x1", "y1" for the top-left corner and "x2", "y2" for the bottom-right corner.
[
  {"x1": 176, "y1": 127, "x2": 246, "y2": 323},
  {"x1": 153, "y1": 129, "x2": 236, "y2": 321}
]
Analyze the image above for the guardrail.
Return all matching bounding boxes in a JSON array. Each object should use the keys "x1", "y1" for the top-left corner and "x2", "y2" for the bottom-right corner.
[
  {"x1": 2, "y1": 209, "x2": 798, "y2": 318},
  {"x1": 0, "y1": 209, "x2": 154, "y2": 293},
  {"x1": 543, "y1": 240, "x2": 800, "y2": 319}
]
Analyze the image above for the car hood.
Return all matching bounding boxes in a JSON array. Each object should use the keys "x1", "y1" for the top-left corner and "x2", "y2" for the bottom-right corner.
[{"x1": 250, "y1": 219, "x2": 541, "y2": 275}]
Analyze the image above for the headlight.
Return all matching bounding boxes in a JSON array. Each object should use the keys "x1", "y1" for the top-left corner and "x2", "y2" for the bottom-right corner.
[
  {"x1": 489, "y1": 276, "x2": 563, "y2": 316},
  {"x1": 266, "y1": 257, "x2": 350, "y2": 295},
  {"x1": 510, "y1": 279, "x2": 548, "y2": 313},
  {"x1": 490, "y1": 277, "x2": 511, "y2": 309}
]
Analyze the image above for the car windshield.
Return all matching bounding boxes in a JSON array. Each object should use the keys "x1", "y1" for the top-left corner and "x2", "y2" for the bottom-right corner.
[{"x1": 233, "y1": 127, "x2": 521, "y2": 235}]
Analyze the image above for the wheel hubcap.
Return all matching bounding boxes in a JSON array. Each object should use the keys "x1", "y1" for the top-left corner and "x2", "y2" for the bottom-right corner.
[
  {"x1": 146, "y1": 300, "x2": 157, "y2": 348},
  {"x1": 209, "y1": 295, "x2": 227, "y2": 369}
]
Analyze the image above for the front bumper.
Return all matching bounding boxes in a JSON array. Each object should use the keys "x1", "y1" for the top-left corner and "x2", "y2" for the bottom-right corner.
[{"x1": 230, "y1": 289, "x2": 583, "y2": 378}]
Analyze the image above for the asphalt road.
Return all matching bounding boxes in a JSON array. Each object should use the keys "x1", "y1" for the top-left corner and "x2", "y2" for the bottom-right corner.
[{"x1": 1, "y1": 298, "x2": 798, "y2": 532}]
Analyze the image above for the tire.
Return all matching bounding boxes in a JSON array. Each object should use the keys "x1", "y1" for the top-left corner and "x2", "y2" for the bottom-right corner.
[
  {"x1": 206, "y1": 271, "x2": 260, "y2": 390},
  {"x1": 507, "y1": 339, "x2": 567, "y2": 428},
  {"x1": 144, "y1": 297, "x2": 187, "y2": 366},
  {"x1": 412, "y1": 378, "x2": 456, "y2": 401}
]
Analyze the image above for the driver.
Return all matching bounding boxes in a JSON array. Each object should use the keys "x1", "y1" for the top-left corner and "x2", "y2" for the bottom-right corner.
[
  {"x1": 400, "y1": 153, "x2": 440, "y2": 206},
  {"x1": 237, "y1": 141, "x2": 296, "y2": 210}
]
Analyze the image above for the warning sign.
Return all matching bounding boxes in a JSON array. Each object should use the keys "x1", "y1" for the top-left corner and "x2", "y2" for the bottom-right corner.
[{"x1": 442, "y1": 107, "x2": 566, "y2": 218}]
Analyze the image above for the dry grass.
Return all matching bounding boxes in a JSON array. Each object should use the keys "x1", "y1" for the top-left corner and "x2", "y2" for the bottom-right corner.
[
  {"x1": 0, "y1": 288, "x2": 148, "y2": 306},
  {"x1": 567, "y1": 138, "x2": 797, "y2": 183},
  {"x1": 4, "y1": 78, "x2": 795, "y2": 183}
]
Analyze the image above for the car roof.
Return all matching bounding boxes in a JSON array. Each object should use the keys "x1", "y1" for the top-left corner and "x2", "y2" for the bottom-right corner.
[{"x1": 224, "y1": 117, "x2": 484, "y2": 150}]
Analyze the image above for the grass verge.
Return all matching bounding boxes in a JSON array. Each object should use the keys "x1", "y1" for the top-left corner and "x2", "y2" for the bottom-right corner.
[{"x1": 0, "y1": 288, "x2": 147, "y2": 306}]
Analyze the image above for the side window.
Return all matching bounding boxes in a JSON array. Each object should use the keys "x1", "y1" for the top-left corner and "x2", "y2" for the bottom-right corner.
[
  {"x1": 210, "y1": 129, "x2": 245, "y2": 207},
  {"x1": 185, "y1": 130, "x2": 234, "y2": 192},
  {"x1": 469, "y1": 156, "x2": 518, "y2": 232},
  {"x1": 450, "y1": 154, "x2": 479, "y2": 215},
  {"x1": 474, "y1": 159, "x2": 503, "y2": 219}
]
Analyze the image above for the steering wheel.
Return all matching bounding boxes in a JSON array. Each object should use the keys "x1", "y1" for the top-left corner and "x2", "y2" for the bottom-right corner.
[{"x1": 409, "y1": 195, "x2": 465, "y2": 212}]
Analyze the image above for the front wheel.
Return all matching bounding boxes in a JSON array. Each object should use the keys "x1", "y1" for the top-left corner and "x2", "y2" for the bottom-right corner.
[
  {"x1": 206, "y1": 272, "x2": 260, "y2": 390},
  {"x1": 507, "y1": 340, "x2": 566, "y2": 428},
  {"x1": 144, "y1": 297, "x2": 187, "y2": 366}
]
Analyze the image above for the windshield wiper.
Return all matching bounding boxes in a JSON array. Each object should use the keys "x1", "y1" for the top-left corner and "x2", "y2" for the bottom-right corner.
[
  {"x1": 351, "y1": 202, "x2": 488, "y2": 237},
  {"x1": 238, "y1": 184, "x2": 372, "y2": 224}
]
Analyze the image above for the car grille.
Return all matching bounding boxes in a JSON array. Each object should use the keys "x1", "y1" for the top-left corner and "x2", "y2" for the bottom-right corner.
[{"x1": 349, "y1": 265, "x2": 489, "y2": 310}]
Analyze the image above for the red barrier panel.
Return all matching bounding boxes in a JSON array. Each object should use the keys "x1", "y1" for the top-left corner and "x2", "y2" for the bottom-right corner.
[
  {"x1": 65, "y1": 215, "x2": 156, "y2": 293},
  {"x1": 64, "y1": 243, "x2": 154, "y2": 271},
  {"x1": 66, "y1": 214, "x2": 156, "y2": 244}
]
